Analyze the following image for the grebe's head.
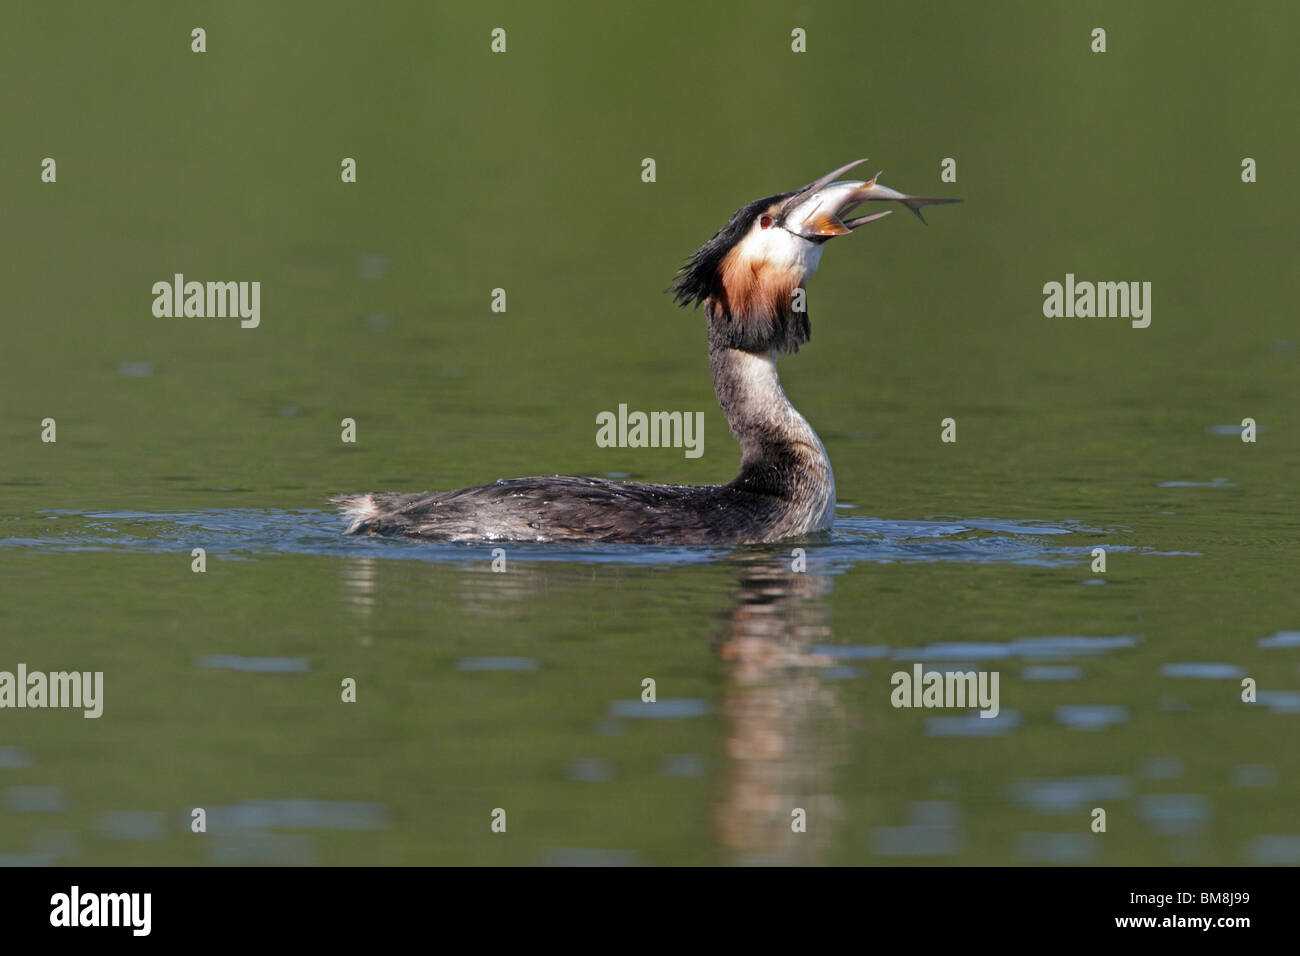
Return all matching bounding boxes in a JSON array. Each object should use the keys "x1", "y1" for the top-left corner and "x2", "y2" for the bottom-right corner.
[{"x1": 671, "y1": 158, "x2": 960, "y2": 354}]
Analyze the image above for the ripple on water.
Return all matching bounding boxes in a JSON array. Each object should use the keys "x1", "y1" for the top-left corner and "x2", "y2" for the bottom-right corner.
[
  {"x1": 195, "y1": 655, "x2": 309, "y2": 673},
  {"x1": 1205, "y1": 424, "x2": 1266, "y2": 436},
  {"x1": 895, "y1": 642, "x2": 1010, "y2": 661},
  {"x1": 1021, "y1": 665, "x2": 1084, "y2": 681},
  {"x1": 1009, "y1": 776, "x2": 1132, "y2": 813},
  {"x1": 1155, "y1": 478, "x2": 1238, "y2": 488},
  {"x1": 926, "y1": 711, "x2": 1020, "y2": 737},
  {"x1": 608, "y1": 699, "x2": 710, "y2": 719},
  {"x1": 1231, "y1": 765, "x2": 1278, "y2": 788},
  {"x1": 871, "y1": 801, "x2": 963, "y2": 857},
  {"x1": 0, "y1": 747, "x2": 32, "y2": 769},
  {"x1": 1138, "y1": 794, "x2": 1210, "y2": 836},
  {"x1": 660, "y1": 754, "x2": 707, "y2": 777},
  {"x1": 565, "y1": 758, "x2": 614, "y2": 782},
  {"x1": 1015, "y1": 635, "x2": 1141, "y2": 658},
  {"x1": 31, "y1": 830, "x2": 78, "y2": 861},
  {"x1": 1256, "y1": 691, "x2": 1300, "y2": 715},
  {"x1": 210, "y1": 833, "x2": 316, "y2": 865},
  {"x1": 191, "y1": 799, "x2": 387, "y2": 832},
  {"x1": 822, "y1": 665, "x2": 863, "y2": 680},
  {"x1": 811, "y1": 644, "x2": 890, "y2": 660},
  {"x1": 358, "y1": 253, "x2": 390, "y2": 278},
  {"x1": 456, "y1": 657, "x2": 539, "y2": 671},
  {"x1": 1014, "y1": 832, "x2": 1096, "y2": 863},
  {"x1": 895, "y1": 635, "x2": 1139, "y2": 663},
  {"x1": 98, "y1": 811, "x2": 166, "y2": 840},
  {"x1": 1055, "y1": 705, "x2": 1128, "y2": 730},
  {"x1": 3, "y1": 786, "x2": 65, "y2": 813},
  {"x1": 1, "y1": 509, "x2": 1137, "y2": 570},
  {"x1": 1258, "y1": 631, "x2": 1300, "y2": 648},
  {"x1": 1161, "y1": 662, "x2": 1245, "y2": 679},
  {"x1": 1139, "y1": 757, "x2": 1186, "y2": 780},
  {"x1": 1245, "y1": 836, "x2": 1300, "y2": 864}
]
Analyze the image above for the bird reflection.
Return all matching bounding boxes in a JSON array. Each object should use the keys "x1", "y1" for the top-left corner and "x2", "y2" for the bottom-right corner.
[
  {"x1": 713, "y1": 554, "x2": 846, "y2": 865},
  {"x1": 335, "y1": 549, "x2": 848, "y2": 863},
  {"x1": 339, "y1": 557, "x2": 378, "y2": 646}
]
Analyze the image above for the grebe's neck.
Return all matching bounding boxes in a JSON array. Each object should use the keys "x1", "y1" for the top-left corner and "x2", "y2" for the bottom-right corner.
[{"x1": 708, "y1": 330, "x2": 836, "y2": 529}]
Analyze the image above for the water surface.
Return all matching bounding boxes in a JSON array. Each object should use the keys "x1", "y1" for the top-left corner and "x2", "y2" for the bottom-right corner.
[{"x1": 2, "y1": 0, "x2": 1297, "y2": 865}]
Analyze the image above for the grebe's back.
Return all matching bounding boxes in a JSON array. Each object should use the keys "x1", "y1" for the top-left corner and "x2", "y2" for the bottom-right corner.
[{"x1": 335, "y1": 474, "x2": 803, "y2": 545}]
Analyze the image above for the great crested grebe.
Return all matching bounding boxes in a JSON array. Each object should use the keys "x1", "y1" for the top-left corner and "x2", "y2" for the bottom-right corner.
[{"x1": 334, "y1": 159, "x2": 958, "y2": 545}]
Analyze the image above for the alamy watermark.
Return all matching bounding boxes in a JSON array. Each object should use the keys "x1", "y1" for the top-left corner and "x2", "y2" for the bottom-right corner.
[
  {"x1": 890, "y1": 664, "x2": 1000, "y2": 718},
  {"x1": 0, "y1": 664, "x2": 103, "y2": 718},
  {"x1": 596, "y1": 404, "x2": 704, "y2": 458},
  {"x1": 1042, "y1": 273, "x2": 1150, "y2": 328},
  {"x1": 50, "y1": 886, "x2": 150, "y2": 936},
  {"x1": 152, "y1": 274, "x2": 260, "y2": 328}
]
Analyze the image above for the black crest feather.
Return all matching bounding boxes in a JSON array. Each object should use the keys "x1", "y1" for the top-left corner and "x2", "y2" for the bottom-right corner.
[
  {"x1": 669, "y1": 193, "x2": 789, "y2": 311},
  {"x1": 669, "y1": 190, "x2": 815, "y2": 354}
]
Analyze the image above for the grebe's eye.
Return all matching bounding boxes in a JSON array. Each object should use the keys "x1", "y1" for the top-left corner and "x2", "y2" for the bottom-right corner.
[{"x1": 759, "y1": 215, "x2": 773, "y2": 230}]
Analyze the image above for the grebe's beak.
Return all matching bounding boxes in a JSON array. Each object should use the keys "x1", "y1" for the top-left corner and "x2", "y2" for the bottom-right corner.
[{"x1": 780, "y1": 158, "x2": 962, "y2": 238}]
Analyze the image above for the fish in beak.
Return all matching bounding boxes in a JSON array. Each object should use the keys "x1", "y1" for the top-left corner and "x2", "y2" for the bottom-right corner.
[{"x1": 780, "y1": 158, "x2": 962, "y2": 238}]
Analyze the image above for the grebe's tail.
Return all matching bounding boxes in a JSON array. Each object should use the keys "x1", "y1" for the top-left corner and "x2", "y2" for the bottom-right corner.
[{"x1": 331, "y1": 493, "x2": 389, "y2": 535}]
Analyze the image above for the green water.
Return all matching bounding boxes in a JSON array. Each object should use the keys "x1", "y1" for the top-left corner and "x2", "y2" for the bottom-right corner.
[{"x1": 1, "y1": 1, "x2": 1297, "y2": 864}]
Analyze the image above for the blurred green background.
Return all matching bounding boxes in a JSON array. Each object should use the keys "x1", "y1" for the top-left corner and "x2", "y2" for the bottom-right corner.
[{"x1": 0, "y1": 1, "x2": 1296, "y2": 864}]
